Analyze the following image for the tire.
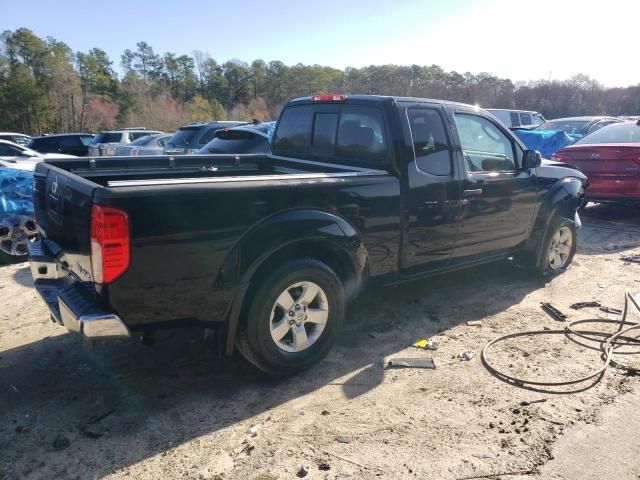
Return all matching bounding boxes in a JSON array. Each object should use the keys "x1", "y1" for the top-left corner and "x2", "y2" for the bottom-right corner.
[
  {"x1": 535, "y1": 217, "x2": 577, "y2": 276},
  {"x1": 0, "y1": 250, "x2": 28, "y2": 265},
  {"x1": 236, "y1": 258, "x2": 345, "y2": 376},
  {"x1": 0, "y1": 215, "x2": 35, "y2": 265}
]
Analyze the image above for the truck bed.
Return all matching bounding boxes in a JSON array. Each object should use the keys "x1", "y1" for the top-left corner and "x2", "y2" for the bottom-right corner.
[{"x1": 32, "y1": 153, "x2": 399, "y2": 331}]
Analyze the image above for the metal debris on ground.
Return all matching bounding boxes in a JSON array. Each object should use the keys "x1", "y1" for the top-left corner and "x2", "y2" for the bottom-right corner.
[
  {"x1": 296, "y1": 466, "x2": 309, "y2": 478},
  {"x1": 620, "y1": 254, "x2": 640, "y2": 264},
  {"x1": 570, "y1": 301, "x2": 601, "y2": 310},
  {"x1": 318, "y1": 463, "x2": 331, "y2": 471},
  {"x1": 540, "y1": 302, "x2": 568, "y2": 321},
  {"x1": 466, "y1": 320, "x2": 483, "y2": 327},
  {"x1": 386, "y1": 357, "x2": 436, "y2": 369},
  {"x1": 458, "y1": 350, "x2": 476, "y2": 361},
  {"x1": 412, "y1": 338, "x2": 439, "y2": 350},
  {"x1": 600, "y1": 306, "x2": 623, "y2": 315}
]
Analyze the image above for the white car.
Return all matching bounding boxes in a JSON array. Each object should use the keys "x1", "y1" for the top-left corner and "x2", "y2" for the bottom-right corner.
[
  {"x1": 0, "y1": 139, "x2": 75, "y2": 170},
  {"x1": 485, "y1": 109, "x2": 546, "y2": 129}
]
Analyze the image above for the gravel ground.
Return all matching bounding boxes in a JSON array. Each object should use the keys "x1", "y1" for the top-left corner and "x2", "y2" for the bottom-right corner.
[{"x1": 2, "y1": 203, "x2": 640, "y2": 480}]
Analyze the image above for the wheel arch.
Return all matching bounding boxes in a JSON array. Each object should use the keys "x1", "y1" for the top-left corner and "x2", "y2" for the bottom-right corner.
[
  {"x1": 522, "y1": 177, "x2": 583, "y2": 265},
  {"x1": 222, "y1": 208, "x2": 369, "y2": 354}
]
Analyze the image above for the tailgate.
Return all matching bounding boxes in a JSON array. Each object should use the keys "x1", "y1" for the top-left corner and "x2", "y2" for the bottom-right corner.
[{"x1": 33, "y1": 163, "x2": 98, "y2": 282}]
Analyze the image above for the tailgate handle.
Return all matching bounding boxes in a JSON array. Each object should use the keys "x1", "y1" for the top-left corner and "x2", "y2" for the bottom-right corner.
[{"x1": 463, "y1": 188, "x2": 483, "y2": 197}]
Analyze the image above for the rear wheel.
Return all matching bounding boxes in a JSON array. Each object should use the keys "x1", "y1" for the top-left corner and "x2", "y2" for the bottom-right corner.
[
  {"x1": 536, "y1": 217, "x2": 577, "y2": 276},
  {"x1": 236, "y1": 258, "x2": 344, "y2": 376}
]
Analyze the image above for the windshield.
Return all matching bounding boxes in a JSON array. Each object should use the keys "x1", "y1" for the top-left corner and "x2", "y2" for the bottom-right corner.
[
  {"x1": 539, "y1": 120, "x2": 588, "y2": 135},
  {"x1": 575, "y1": 122, "x2": 640, "y2": 144},
  {"x1": 92, "y1": 132, "x2": 122, "y2": 144},
  {"x1": 167, "y1": 127, "x2": 199, "y2": 147}
]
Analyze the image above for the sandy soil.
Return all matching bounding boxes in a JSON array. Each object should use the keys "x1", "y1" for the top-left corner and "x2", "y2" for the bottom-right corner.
[{"x1": 2, "y1": 203, "x2": 640, "y2": 480}]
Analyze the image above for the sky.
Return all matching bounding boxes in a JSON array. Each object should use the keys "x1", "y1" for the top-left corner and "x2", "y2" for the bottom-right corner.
[{"x1": 1, "y1": 0, "x2": 639, "y2": 87}]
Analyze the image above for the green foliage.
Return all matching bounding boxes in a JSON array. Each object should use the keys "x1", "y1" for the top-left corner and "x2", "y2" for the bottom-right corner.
[{"x1": 1, "y1": 28, "x2": 639, "y2": 135}]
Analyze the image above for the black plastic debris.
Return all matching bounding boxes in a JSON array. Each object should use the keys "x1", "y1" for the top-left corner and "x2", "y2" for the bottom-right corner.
[
  {"x1": 386, "y1": 358, "x2": 435, "y2": 369},
  {"x1": 570, "y1": 301, "x2": 601, "y2": 310},
  {"x1": 541, "y1": 303, "x2": 567, "y2": 321}
]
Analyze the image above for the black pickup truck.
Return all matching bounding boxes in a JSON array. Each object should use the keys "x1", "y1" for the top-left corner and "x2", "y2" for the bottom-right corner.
[{"x1": 28, "y1": 94, "x2": 586, "y2": 375}]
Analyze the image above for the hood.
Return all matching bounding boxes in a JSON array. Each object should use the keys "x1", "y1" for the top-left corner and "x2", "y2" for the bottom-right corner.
[{"x1": 536, "y1": 158, "x2": 587, "y2": 183}]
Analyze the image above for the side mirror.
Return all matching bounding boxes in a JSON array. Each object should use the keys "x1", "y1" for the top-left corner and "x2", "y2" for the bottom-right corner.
[{"x1": 522, "y1": 149, "x2": 542, "y2": 169}]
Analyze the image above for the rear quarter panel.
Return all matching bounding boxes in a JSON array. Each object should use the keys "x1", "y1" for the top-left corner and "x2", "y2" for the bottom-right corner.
[{"x1": 100, "y1": 174, "x2": 401, "y2": 327}]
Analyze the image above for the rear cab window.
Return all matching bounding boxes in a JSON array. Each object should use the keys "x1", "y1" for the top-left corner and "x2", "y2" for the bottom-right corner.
[{"x1": 272, "y1": 102, "x2": 389, "y2": 166}]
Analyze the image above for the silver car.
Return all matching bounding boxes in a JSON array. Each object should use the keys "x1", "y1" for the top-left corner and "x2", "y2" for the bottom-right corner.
[
  {"x1": 88, "y1": 128, "x2": 163, "y2": 156},
  {"x1": 114, "y1": 134, "x2": 172, "y2": 156}
]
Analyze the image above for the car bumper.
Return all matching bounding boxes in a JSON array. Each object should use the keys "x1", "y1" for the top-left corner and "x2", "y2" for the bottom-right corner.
[{"x1": 28, "y1": 241, "x2": 130, "y2": 340}]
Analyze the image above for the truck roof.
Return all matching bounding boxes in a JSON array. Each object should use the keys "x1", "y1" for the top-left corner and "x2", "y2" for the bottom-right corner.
[{"x1": 287, "y1": 94, "x2": 480, "y2": 111}]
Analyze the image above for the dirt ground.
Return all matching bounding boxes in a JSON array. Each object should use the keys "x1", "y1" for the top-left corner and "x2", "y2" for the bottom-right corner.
[{"x1": 2, "y1": 203, "x2": 640, "y2": 480}]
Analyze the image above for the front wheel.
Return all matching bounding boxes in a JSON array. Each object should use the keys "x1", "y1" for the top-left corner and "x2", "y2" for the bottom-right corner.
[
  {"x1": 536, "y1": 218, "x2": 577, "y2": 276},
  {"x1": 236, "y1": 258, "x2": 345, "y2": 376}
]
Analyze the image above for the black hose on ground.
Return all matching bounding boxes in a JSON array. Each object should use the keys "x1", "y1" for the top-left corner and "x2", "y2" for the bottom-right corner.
[{"x1": 481, "y1": 292, "x2": 640, "y2": 392}]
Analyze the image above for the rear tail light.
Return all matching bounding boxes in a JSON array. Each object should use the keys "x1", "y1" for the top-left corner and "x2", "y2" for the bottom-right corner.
[
  {"x1": 90, "y1": 205, "x2": 130, "y2": 284},
  {"x1": 311, "y1": 94, "x2": 347, "y2": 102}
]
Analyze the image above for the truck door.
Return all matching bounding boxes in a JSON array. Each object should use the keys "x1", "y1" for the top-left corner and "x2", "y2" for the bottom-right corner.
[
  {"x1": 449, "y1": 111, "x2": 538, "y2": 264},
  {"x1": 401, "y1": 105, "x2": 461, "y2": 277}
]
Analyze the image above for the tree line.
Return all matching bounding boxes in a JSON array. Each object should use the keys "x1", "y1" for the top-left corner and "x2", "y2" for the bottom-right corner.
[{"x1": 1, "y1": 28, "x2": 639, "y2": 135}]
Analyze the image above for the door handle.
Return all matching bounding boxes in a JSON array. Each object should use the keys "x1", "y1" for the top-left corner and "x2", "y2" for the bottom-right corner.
[{"x1": 463, "y1": 188, "x2": 483, "y2": 197}]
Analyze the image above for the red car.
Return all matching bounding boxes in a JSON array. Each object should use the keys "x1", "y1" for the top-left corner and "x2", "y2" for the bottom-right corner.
[{"x1": 551, "y1": 121, "x2": 640, "y2": 202}]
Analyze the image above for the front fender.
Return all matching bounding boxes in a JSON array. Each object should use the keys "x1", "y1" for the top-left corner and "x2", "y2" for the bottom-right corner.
[{"x1": 522, "y1": 177, "x2": 584, "y2": 262}]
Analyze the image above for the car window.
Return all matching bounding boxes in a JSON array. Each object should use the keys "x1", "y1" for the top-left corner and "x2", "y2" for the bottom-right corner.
[
  {"x1": 519, "y1": 113, "x2": 532, "y2": 125},
  {"x1": 29, "y1": 137, "x2": 57, "y2": 152},
  {"x1": 129, "y1": 132, "x2": 150, "y2": 142},
  {"x1": 199, "y1": 128, "x2": 219, "y2": 145},
  {"x1": 60, "y1": 136, "x2": 80, "y2": 147},
  {"x1": 80, "y1": 135, "x2": 94, "y2": 146},
  {"x1": 510, "y1": 112, "x2": 520, "y2": 127},
  {"x1": 158, "y1": 137, "x2": 168, "y2": 148},
  {"x1": 0, "y1": 144, "x2": 20, "y2": 156},
  {"x1": 312, "y1": 113, "x2": 338, "y2": 154},
  {"x1": 272, "y1": 106, "x2": 314, "y2": 155},
  {"x1": 575, "y1": 122, "x2": 640, "y2": 144},
  {"x1": 201, "y1": 131, "x2": 265, "y2": 154},
  {"x1": 454, "y1": 113, "x2": 516, "y2": 172},
  {"x1": 532, "y1": 114, "x2": 545, "y2": 126},
  {"x1": 336, "y1": 105, "x2": 387, "y2": 162},
  {"x1": 92, "y1": 132, "x2": 123, "y2": 144},
  {"x1": 408, "y1": 108, "x2": 452, "y2": 176}
]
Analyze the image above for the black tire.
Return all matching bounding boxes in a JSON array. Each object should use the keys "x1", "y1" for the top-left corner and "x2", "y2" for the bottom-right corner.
[
  {"x1": 535, "y1": 217, "x2": 577, "y2": 276},
  {"x1": 236, "y1": 258, "x2": 345, "y2": 376},
  {"x1": 0, "y1": 250, "x2": 27, "y2": 265}
]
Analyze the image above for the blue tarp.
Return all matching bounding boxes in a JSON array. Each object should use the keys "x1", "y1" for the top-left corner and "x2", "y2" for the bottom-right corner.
[
  {"x1": 514, "y1": 129, "x2": 582, "y2": 158},
  {"x1": 0, "y1": 168, "x2": 34, "y2": 217}
]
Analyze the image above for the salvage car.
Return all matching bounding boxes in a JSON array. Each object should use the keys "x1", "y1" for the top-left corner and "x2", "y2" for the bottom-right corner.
[
  {"x1": 0, "y1": 132, "x2": 31, "y2": 146},
  {"x1": 115, "y1": 133, "x2": 172, "y2": 156},
  {"x1": 539, "y1": 116, "x2": 623, "y2": 136},
  {"x1": 164, "y1": 121, "x2": 247, "y2": 155},
  {"x1": 27, "y1": 94, "x2": 586, "y2": 376},
  {"x1": 88, "y1": 128, "x2": 162, "y2": 156},
  {"x1": 28, "y1": 133, "x2": 95, "y2": 157},
  {"x1": 198, "y1": 122, "x2": 274, "y2": 154},
  {"x1": 552, "y1": 120, "x2": 640, "y2": 203}
]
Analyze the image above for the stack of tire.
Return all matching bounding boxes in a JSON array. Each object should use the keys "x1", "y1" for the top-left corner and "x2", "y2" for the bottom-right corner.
[{"x1": 0, "y1": 168, "x2": 37, "y2": 264}]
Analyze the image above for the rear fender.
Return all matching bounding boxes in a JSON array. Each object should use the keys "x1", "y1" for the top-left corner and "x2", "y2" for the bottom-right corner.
[{"x1": 221, "y1": 209, "x2": 368, "y2": 354}]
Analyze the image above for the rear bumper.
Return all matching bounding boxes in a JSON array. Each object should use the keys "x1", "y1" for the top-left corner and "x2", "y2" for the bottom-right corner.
[{"x1": 28, "y1": 241, "x2": 130, "y2": 340}]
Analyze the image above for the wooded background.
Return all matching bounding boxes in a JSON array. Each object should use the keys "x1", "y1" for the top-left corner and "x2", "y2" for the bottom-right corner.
[{"x1": 1, "y1": 28, "x2": 639, "y2": 134}]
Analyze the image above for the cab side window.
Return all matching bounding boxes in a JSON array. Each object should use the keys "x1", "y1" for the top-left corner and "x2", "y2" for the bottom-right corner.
[
  {"x1": 455, "y1": 113, "x2": 516, "y2": 172},
  {"x1": 510, "y1": 112, "x2": 520, "y2": 127},
  {"x1": 336, "y1": 105, "x2": 387, "y2": 163},
  {"x1": 408, "y1": 108, "x2": 452, "y2": 176}
]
